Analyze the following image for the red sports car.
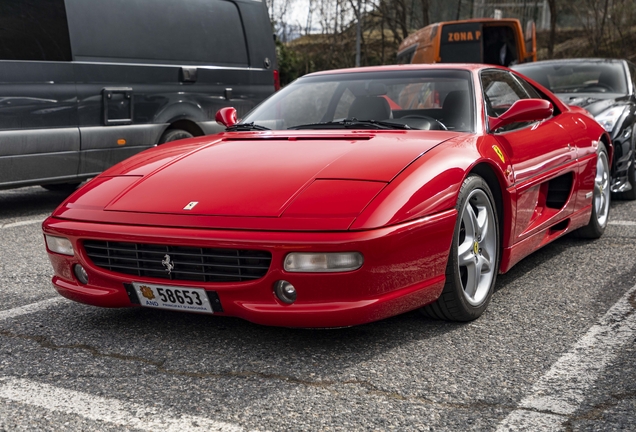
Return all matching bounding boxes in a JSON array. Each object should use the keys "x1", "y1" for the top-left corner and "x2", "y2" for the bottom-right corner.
[{"x1": 43, "y1": 64, "x2": 611, "y2": 327}]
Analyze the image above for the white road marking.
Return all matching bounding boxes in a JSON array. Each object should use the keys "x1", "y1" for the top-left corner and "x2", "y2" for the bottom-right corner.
[
  {"x1": 0, "y1": 218, "x2": 45, "y2": 229},
  {"x1": 0, "y1": 377, "x2": 243, "y2": 432},
  {"x1": 497, "y1": 283, "x2": 636, "y2": 431},
  {"x1": 0, "y1": 298, "x2": 65, "y2": 321},
  {"x1": 608, "y1": 220, "x2": 636, "y2": 226}
]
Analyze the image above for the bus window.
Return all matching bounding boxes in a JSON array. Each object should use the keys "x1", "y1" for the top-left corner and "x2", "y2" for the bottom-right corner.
[{"x1": 439, "y1": 22, "x2": 483, "y2": 63}]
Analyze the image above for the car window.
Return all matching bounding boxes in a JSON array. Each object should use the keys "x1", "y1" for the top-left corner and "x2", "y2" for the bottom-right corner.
[
  {"x1": 514, "y1": 62, "x2": 628, "y2": 95},
  {"x1": 253, "y1": 82, "x2": 341, "y2": 129},
  {"x1": 514, "y1": 75, "x2": 542, "y2": 99},
  {"x1": 396, "y1": 46, "x2": 416, "y2": 65},
  {"x1": 0, "y1": 0, "x2": 72, "y2": 61},
  {"x1": 481, "y1": 69, "x2": 537, "y2": 132},
  {"x1": 242, "y1": 69, "x2": 475, "y2": 132},
  {"x1": 481, "y1": 70, "x2": 528, "y2": 112}
]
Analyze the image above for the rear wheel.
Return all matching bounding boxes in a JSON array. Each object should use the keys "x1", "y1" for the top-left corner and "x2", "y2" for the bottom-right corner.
[
  {"x1": 421, "y1": 174, "x2": 500, "y2": 321},
  {"x1": 576, "y1": 142, "x2": 610, "y2": 239},
  {"x1": 159, "y1": 129, "x2": 194, "y2": 144}
]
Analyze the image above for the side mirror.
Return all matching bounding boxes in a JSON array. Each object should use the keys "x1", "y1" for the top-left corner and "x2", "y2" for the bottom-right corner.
[
  {"x1": 488, "y1": 99, "x2": 553, "y2": 132},
  {"x1": 215, "y1": 107, "x2": 238, "y2": 127}
]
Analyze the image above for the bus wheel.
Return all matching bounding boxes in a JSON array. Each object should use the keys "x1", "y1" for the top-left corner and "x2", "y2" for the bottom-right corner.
[{"x1": 159, "y1": 129, "x2": 194, "y2": 144}]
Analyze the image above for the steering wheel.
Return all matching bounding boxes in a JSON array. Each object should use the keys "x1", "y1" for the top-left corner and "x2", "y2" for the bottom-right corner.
[{"x1": 401, "y1": 115, "x2": 448, "y2": 130}]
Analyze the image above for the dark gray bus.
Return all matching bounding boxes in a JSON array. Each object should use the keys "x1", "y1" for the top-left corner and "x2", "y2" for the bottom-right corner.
[{"x1": 0, "y1": 0, "x2": 278, "y2": 190}]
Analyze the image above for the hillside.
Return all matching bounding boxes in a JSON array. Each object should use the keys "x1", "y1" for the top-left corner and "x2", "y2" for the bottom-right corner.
[{"x1": 536, "y1": 27, "x2": 636, "y2": 61}]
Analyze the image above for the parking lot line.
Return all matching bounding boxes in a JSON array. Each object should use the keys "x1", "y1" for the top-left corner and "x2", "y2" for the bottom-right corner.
[
  {"x1": 0, "y1": 218, "x2": 45, "y2": 229},
  {"x1": 0, "y1": 298, "x2": 65, "y2": 321},
  {"x1": 496, "y1": 283, "x2": 636, "y2": 431},
  {"x1": 608, "y1": 220, "x2": 636, "y2": 226},
  {"x1": 0, "y1": 377, "x2": 243, "y2": 432}
]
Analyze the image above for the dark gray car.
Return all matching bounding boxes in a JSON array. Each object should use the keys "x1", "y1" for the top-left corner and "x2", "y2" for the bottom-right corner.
[
  {"x1": 0, "y1": 0, "x2": 278, "y2": 191},
  {"x1": 514, "y1": 58, "x2": 636, "y2": 200}
]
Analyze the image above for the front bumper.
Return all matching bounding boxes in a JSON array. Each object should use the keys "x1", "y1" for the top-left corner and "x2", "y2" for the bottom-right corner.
[{"x1": 43, "y1": 210, "x2": 456, "y2": 327}]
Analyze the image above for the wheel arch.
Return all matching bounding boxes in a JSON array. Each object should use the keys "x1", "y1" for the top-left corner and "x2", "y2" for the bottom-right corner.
[
  {"x1": 599, "y1": 131, "x2": 613, "y2": 169},
  {"x1": 469, "y1": 162, "x2": 506, "y2": 265},
  {"x1": 162, "y1": 119, "x2": 204, "y2": 138},
  {"x1": 154, "y1": 101, "x2": 207, "y2": 141}
]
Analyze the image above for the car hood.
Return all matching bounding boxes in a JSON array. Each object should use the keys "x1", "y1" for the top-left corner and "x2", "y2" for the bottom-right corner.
[{"x1": 58, "y1": 131, "x2": 458, "y2": 229}]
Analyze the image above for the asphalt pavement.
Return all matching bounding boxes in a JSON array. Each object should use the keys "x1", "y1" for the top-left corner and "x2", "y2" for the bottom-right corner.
[{"x1": 0, "y1": 185, "x2": 634, "y2": 431}]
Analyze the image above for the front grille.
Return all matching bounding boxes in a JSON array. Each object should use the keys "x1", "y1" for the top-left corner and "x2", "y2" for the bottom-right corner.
[{"x1": 83, "y1": 240, "x2": 271, "y2": 282}]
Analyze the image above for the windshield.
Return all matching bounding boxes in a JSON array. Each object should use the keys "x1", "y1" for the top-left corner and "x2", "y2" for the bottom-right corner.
[
  {"x1": 240, "y1": 70, "x2": 475, "y2": 132},
  {"x1": 514, "y1": 62, "x2": 628, "y2": 94}
]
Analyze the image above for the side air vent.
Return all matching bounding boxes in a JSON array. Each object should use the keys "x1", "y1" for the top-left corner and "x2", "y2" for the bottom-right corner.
[
  {"x1": 546, "y1": 173, "x2": 574, "y2": 209},
  {"x1": 549, "y1": 219, "x2": 570, "y2": 233}
]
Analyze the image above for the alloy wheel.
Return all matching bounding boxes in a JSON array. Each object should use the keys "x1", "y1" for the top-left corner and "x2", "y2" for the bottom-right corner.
[{"x1": 457, "y1": 188, "x2": 497, "y2": 306}]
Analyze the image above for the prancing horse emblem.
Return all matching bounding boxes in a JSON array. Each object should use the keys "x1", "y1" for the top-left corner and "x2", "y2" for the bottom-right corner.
[{"x1": 162, "y1": 254, "x2": 175, "y2": 274}]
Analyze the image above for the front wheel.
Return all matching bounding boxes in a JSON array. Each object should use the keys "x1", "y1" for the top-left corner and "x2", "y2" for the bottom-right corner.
[
  {"x1": 421, "y1": 174, "x2": 500, "y2": 321},
  {"x1": 575, "y1": 142, "x2": 610, "y2": 239}
]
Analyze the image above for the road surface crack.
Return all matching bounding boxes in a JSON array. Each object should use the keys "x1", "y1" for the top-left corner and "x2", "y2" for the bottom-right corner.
[{"x1": 0, "y1": 328, "x2": 517, "y2": 411}]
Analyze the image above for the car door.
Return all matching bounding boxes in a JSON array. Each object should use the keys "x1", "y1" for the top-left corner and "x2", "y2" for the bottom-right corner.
[{"x1": 482, "y1": 69, "x2": 577, "y2": 241}]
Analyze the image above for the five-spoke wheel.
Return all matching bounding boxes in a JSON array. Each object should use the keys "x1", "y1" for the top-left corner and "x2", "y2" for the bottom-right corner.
[
  {"x1": 457, "y1": 187, "x2": 498, "y2": 306},
  {"x1": 576, "y1": 142, "x2": 610, "y2": 239},
  {"x1": 421, "y1": 174, "x2": 499, "y2": 321}
]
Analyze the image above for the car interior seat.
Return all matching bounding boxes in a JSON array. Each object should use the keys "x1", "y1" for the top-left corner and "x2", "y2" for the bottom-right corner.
[
  {"x1": 348, "y1": 96, "x2": 391, "y2": 120},
  {"x1": 596, "y1": 70, "x2": 619, "y2": 92},
  {"x1": 442, "y1": 90, "x2": 470, "y2": 130}
]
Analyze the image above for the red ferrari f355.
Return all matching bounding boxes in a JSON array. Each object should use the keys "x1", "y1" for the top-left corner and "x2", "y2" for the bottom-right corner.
[{"x1": 43, "y1": 64, "x2": 611, "y2": 327}]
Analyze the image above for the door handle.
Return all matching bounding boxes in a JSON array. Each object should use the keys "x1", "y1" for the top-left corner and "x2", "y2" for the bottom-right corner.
[{"x1": 179, "y1": 67, "x2": 198, "y2": 83}]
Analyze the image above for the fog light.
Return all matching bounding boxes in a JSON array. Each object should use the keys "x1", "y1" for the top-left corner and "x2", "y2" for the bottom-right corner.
[
  {"x1": 274, "y1": 280, "x2": 297, "y2": 304},
  {"x1": 73, "y1": 264, "x2": 89, "y2": 284},
  {"x1": 284, "y1": 252, "x2": 363, "y2": 272}
]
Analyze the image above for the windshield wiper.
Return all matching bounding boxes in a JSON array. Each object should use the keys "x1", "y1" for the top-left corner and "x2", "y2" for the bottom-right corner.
[
  {"x1": 288, "y1": 118, "x2": 411, "y2": 130},
  {"x1": 226, "y1": 122, "x2": 271, "y2": 131}
]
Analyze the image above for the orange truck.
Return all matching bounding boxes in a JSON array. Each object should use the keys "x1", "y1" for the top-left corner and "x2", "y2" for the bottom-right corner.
[{"x1": 397, "y1": 18, "x2": 536, "y2": 67}]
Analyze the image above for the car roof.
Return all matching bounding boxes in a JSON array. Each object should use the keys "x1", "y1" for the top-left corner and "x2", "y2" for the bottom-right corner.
[
  {"x1": 514, "y1": 58, "x2": 625, "y2": 68},
  {"x1": 303, "y1": 63, "x2": 499, "y2": 77}
]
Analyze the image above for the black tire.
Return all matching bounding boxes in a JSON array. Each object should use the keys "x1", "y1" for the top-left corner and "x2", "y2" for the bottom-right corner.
[
  {"x1": 615, "y1": 140, "x2": 636, "y2": 200},
  {"x1": 159, "y1": 129, "x2": 194, "y2": 144},
  {"x1": 41, "y1": 182, "x2": 81, "y2": 192},
  {"x1": 421, "y1": 174, "x2": 500, "y2": 321},
  {"x1": 575, "y1": 142, "x2": 610, "y2": 239}
]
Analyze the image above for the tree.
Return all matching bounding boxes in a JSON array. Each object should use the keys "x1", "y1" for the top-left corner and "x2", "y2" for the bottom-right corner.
[{"x1": 547, "y1": 0, "x2": 557, "y2": 58}]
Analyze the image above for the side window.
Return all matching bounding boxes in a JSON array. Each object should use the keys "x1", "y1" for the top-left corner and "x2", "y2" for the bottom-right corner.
[
  {"x1": 66, "y1": 0, "x2": 249, "y2": 66},
  {"x1": 481, "y1": 70, "x2": 528, "y2": 114},
  {"x1": 481, "y1": 69, "x2": 536, "y2": 131},
  {"x1": 515, "y1": 75, "x2": 542, "y2": 99},
  {"x1": 396, "y1": 46, "x2": 416, "y2": 65},
  {"x1": 0, "y1": 0, "x2": 72, "y2": 61}
]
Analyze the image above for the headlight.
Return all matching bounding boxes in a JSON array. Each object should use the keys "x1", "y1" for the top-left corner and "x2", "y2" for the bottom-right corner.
[
  {"x1": 595, "y1": 106, "x2": 627, "y2": 132},
  {"x1": 284, "y1": 252, "x2": 364, "y2": 272},
  {"x1": 45, "y1": 235, "x2": 74, "y2": 256}
]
